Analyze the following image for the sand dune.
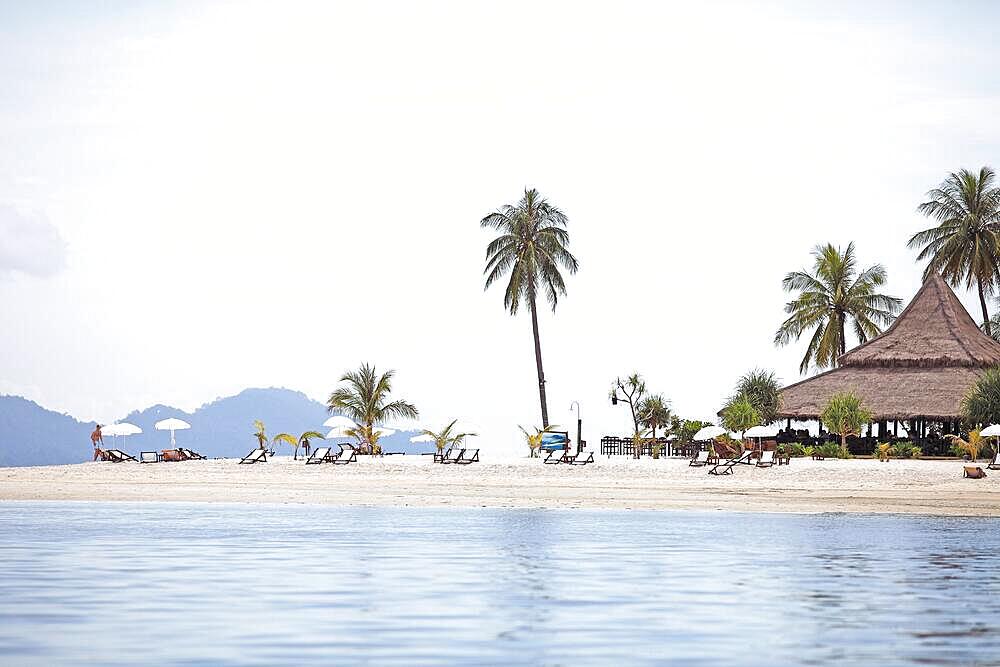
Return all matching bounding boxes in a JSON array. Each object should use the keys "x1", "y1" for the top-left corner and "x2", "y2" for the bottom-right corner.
[{"x1": 2, "y1": 455, "x2": 998, "y2": 516}]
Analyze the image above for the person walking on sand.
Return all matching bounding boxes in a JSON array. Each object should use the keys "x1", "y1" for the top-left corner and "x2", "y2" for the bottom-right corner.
[{"x1": 91, "y1": 424, "x2": 105, "y2": 461}]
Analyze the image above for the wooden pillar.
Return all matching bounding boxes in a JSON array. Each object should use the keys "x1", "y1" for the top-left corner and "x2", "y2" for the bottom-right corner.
[
  {"x1": 786, "y1": 418, "x2": 791, "y2": 430},
  {"x1": 893, "y1": 420, "x2": 898, "y2": 437}
]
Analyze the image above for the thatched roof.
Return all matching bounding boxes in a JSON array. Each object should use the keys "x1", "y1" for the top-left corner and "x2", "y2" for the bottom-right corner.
[{"x1": 778, "y1": 274, "x2": 1000, "y2": 421}]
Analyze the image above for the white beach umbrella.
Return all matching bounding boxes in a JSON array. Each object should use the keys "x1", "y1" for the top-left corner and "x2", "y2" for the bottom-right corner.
[
  {"x1": 693, "y1": 425, "x2": 726, "y2": 441},
  {"x1": 102, "y1": 422, "x2": 142, "y2": 450},
  {"x1": 154, "y1": 417, "x2": 191, "y2": 447},
  {"x1": 323, "y1": 415, "x2": 357, "y2": 429},
  {"x1": 980, "y1": 424, "x2": 1000, "y2": 437}
]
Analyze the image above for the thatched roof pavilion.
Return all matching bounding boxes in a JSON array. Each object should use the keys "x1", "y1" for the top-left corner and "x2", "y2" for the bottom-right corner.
[{"x1": 778, "y1": 274, "x2": 1000, "y2": 422}]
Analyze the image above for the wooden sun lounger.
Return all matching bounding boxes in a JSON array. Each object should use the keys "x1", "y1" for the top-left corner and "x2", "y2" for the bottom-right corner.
[
  {"x1": 987, "y1": 454, "x2": 1000, "y2": 471},
  {"x1": 239, "y1": 448, "x2": 267, "y2": 464},
  {"x1": 330, "y1": 445, "x2": 357, "y2": 465},
  {"x1": 455, "y1": 449, "x2": 480, "y2": 465},
  {"x1": 440, "y1": 448, "x2": 465, "y2": 464},
  {"x1": 305, "y1": 446, "x2": 332, "y2": 465},
  {"x1": 756, "y1": 450, "x2": 775, "y2": 468},
  {"x1": 544, "y1": 449, "x2": 568, "y2": 464},
  {"x1": 689, "y1": 451, "x2": 710, "y2": 467},
  {"x1": 569, "y1": 451, "x2": 594, "y2": 465},
  {"x1": 709, "y1": 451, "x2": 752, "y2": 476},
  {"x1": 964, "y1": 466, "x2": 987, "y2": 479},
  {"x1": 139, "y1": 451, "x2": 160, "y2": 464},
  {"x1": 106, "y1": 449, "x2": 137, "y2": 463}
]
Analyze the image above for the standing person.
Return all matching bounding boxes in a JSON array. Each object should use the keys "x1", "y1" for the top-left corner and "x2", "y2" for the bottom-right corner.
[{"x1": 91, "y1": 424, "x2": 105, "y2": 461}]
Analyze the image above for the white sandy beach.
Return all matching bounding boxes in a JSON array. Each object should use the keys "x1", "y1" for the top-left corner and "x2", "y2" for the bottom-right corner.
[{"x1": 2, "y1": 455, "x2": 999, "y2": 516}]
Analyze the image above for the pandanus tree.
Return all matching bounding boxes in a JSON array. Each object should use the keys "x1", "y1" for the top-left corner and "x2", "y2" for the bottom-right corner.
[
  {"x1": 273, "y1": 430, "x2": 325, "y2": 460},
  {"x1": 721, "y1": 396, "x2": 760, "y2": 443},
  {"x1": 610, "y1": 374, "x2": 647, "y2": 458},
  {"x1": 775, "y1": 243, "x2": 902, "y2": 373},
  {"x1": 481, "y1": 188, "x2": 579, "y2": 427},
  {"x1": 638, "y1": 394, "x2": 672, "y2": 440},
  {"x1": 421, "y1": 420, "x2": 477, "y2": 456},
  {"x1": 908, "y1": 167, "x2": 1000, "y2": 336},
  {"x1": 327, "y1": 363, "x2": 418, "y2": 453}
]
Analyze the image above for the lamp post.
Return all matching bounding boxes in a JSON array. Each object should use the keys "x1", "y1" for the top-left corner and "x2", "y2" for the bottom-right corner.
[{"x1": 570, "y1": 401, "x2": 582, "y2": 454}]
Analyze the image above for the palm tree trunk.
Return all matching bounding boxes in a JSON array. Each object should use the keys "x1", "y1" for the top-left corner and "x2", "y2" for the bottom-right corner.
[
  {"x1": 838, "y1": 312, "x2": 846, "y2": 361},
  {"x1": 979, "y1": 282, "x2": 992, "y2": 337},
  {"x1": 529, "y1": 296, "x2": 549, "y2": 427}
]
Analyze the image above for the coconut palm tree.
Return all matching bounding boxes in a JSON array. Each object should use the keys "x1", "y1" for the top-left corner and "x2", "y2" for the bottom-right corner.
[
  {"x1": 638, "y1": 394, "x2": 672, "y2": 440},
  {"x1": 821, "y1": 391, "x2": 872, "y2": 457},
  {"x1": 327, "y1": 363, "x2": 418, "y2": 453},
  {"x1": 908, "y1": 167, "x2": 1000, "y2": 336},
  {"x1": 273, "y1": 430, "x2": 325, "y2": 460},
  {"x1": 481, "y1": 188, "x2": 579, "y2": 427},
  {"x1": 775, "y1": 243, "x2": 902, "y2": 373},
  {"x1": 421, "y1": 420, "x2": 477, "y2": 457}
]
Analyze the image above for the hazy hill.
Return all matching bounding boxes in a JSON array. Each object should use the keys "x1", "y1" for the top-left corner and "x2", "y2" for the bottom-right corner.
[{"x1": 0, "y1": 387, "x2": 429, "y2": 466}]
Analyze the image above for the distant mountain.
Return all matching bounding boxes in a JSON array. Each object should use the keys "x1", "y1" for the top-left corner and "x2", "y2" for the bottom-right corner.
[
  {"x1": 0, "y1": 396, "x2": 90, "y2": 467},
  {"x1": 0, "y1": 387, "x2": 430, "y2": 467}
]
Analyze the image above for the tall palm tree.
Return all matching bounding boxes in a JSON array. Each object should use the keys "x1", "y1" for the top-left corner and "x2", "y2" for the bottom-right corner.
[
  {"x1": 481, "y1": 188, "x2": 579, "y2": 427},
  {"x1": 327, "y1": 363, "x2": 418, "y2": 452},
  {"x1": 908, "y1": 167, "x2": 1000, "y2": 336},
  {"x1": 273, "y1": 430, "x2": 325, "y2": 460},
  {"x1": 775, "y1": 243, "x2": 902, "y2": 373}
]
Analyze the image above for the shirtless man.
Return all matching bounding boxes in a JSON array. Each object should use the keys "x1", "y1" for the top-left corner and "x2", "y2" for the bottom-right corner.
[{"x1": 91, "y1": 424, "x2": 104, "y2": 461}]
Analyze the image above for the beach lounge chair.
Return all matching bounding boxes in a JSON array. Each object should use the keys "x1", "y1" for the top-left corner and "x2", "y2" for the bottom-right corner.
[
  {"x1": 756, "y1": 450, "x2": 775, "y2": 468},
  {"x1": 456, "y1": 449, "x2": 480, "y2": 465},
  {"x1": 988, "y1": 453, "x2": 1000, "y2": 471},
  {"x1": 544, "y1": 448, "x2": 568, "y2": 464},
  {"x1": 569, "y1": 451, "x2": 594, "y2": 465},
  {"x1": 441, "y1": 448, "x2": 465, "y2": 464},
  {"x1": 179, "y1": 448, "x2": 205, "y2": 460},
  {"x1": 105, "y1": 449, "x2": 137, "y2": 463},
  {"x1": 239, "y1": 448, "x2": 267, "y2": 464},
  {"x1": 964, "y1": 466, "x2": 987, "y2": 479},
  {"x1": 689, "y1": 451, "x2": 710, "y2": 467},
  {"x1": 139, "y1": 451, "x2": 160, "y2": 464},
  {"x1": 305, "y1": 446, "x2": 332, "y2": 465},
  {"x1": 709, "y1": 451, "x2": 752, "y2": 476},
  {"x1": 330, "y1": 445, "x2": 357, "y2": 465}
]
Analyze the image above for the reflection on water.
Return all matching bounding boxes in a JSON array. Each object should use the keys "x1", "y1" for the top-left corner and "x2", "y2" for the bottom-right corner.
[{"x1": 1, "y1": 502, "x2": 999, "y2": 666}]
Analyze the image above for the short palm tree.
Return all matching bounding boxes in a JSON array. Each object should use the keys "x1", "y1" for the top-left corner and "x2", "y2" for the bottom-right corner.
[
  {"x1": 519, "y1": 424, "x2": 560, "y2": 458},
  {"x1": 482, "y1": 188, "x2": 579, "y2": 427},
  {"x1": 252, "y1": 420, "x2": 270, "y2": 453},
  {"x1": 638, "y1": 394, "x2": 671, "y2": 440},
  {"x1": 775, "y1": 243, "x2": 902, "y2": 373},
  {"x1": 945, "y1": 429, "x2": 984, "y2": 462},
  {"x1": 421, "y1": 420, "x2": 477, "y2": 456},
  {"x1": 721, "y1": 396, "x2": 760, "y2": 442},
  {"x1": 821, "y1": 391, "x2": 872, "y2": 457},
  {"x1": 908, "y1": 167, "x2": 1000, "y2": 336},
  {"x1": 327, "y1": 363, "x2": 418, "y2": 453},
  {"x1": 273, "y1": 430, "x2": 325, "y2": 460}
]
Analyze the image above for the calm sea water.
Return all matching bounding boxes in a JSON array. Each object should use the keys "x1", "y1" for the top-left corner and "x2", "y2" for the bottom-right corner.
[{"x1": 1, "y1": 502, "x2": 999, "y2": 666}]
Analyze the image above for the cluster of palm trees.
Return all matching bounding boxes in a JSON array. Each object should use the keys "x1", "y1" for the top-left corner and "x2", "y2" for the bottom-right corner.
[
  {"x1": 776, "y1": 166, "x2": 1000, "y2": 372},
  {"x1": 250, "y1": 419, "x2": 325, "y2": 460}
]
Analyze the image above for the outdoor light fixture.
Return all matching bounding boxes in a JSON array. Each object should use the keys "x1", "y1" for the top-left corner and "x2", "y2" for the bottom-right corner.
[{"x1": 611, "y1": 391, "x2": 618, "y2": 406}]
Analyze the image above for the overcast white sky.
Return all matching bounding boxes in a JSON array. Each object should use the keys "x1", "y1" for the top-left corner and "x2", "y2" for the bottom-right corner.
[{"x1": 3, "y1": 1, "x2": 1000, "y2": 451}]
